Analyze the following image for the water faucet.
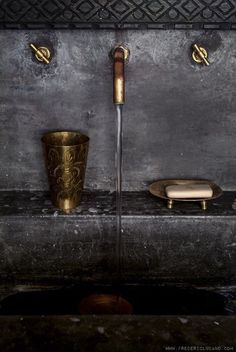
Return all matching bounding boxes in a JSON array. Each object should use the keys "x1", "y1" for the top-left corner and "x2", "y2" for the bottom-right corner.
[{"x1": 112, "y1": 45, "x2": 130, "y2": 105}]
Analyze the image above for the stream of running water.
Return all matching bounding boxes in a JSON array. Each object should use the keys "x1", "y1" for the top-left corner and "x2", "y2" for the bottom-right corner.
[{"x1": 116, "y1": 104, "x2": 123, "y2": 276}]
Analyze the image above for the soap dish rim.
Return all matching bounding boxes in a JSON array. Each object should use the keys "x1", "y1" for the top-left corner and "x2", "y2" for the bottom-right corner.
[{"x1": 149, "y1": 179, "x2": 223, "y2": 202}]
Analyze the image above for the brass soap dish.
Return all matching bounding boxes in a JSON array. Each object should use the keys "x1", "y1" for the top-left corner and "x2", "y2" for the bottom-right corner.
[{"x1": 149, "y1": 179, "x2": 223, "y2": 210}]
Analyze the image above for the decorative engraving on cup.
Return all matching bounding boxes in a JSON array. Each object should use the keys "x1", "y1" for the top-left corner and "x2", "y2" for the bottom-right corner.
[{"x1": 42, "y1": 132, "x2": 89, "y2": 210}]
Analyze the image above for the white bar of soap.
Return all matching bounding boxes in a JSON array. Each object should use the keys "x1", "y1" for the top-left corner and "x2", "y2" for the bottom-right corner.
[{"x1": 165, "y1": 184, "x2": 213, "y2": 199}]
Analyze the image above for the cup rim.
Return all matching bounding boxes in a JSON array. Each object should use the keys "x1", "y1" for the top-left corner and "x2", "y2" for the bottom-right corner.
[{"x1": 41, "y1": 131, "x2": 89, "y2": 147}]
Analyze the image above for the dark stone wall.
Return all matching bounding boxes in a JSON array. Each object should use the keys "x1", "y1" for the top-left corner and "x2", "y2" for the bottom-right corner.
[{"x1": 0, "y1": 30, "x2": 236, "y2": 191}]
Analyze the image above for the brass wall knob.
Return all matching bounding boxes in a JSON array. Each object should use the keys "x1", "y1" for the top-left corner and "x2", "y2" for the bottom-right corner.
[
  {"x1": 30, "y1": 44, "x2": 51, "y2": 64},
  {"x1": 192, "y1": 44, "x2": 210, "y2": 66},
  {"x1": 111, "y1": 45, "x2": 130, "y2": 62}
]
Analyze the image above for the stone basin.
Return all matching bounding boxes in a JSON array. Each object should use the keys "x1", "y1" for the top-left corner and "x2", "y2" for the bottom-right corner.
[
  {"x1": 0, "y1": 191, "x2": 236, "y2": 350},
  {"x1": 0, "y1": 284, "x2": 234, "y2": 316}
]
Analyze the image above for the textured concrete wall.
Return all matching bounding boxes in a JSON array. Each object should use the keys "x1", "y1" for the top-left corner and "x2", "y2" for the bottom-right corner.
[{"x1": 0, "y1": 30, "x2": 235, "y2": 191}]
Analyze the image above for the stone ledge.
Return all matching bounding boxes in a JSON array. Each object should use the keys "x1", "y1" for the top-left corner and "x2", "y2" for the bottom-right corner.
[{"x1": 0, "y1": 190, "x2": 236, "y2": 217}]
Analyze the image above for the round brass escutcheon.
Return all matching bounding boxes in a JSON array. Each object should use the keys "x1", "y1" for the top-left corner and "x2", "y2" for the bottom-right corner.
[
  {"x1": 35, "y1": 47, "x2": 51, "y2": 63},
  {"x1": 111, "y1": 45, "x2": 130, "y2": 61},
  {"x1": 192, "y1": 45, "x2": 209, "y2": 66},
  {"x1": 30, "y1": 44, "x2": 51, "y2": 64}
]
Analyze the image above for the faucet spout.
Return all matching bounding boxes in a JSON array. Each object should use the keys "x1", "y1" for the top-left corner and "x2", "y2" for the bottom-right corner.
[{"x1": 112, "y1": 46, "x2": 130, "y2": 105}]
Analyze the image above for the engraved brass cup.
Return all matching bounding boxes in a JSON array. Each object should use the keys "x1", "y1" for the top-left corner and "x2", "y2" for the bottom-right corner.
[{"x1": 42, "y1": 131, "x2": 89, "y2": 211}]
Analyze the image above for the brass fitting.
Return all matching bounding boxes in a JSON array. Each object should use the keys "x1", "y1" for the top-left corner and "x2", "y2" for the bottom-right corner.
[
  {"x1": 30, "y1": 44, "x2": 51, "y2": 64},
  {"x1": 192, "y1": 44, "x2": 210, "y2": 66},
  {"x1": 112, "y1": 45, "x2": 130, "y2": 105}
]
